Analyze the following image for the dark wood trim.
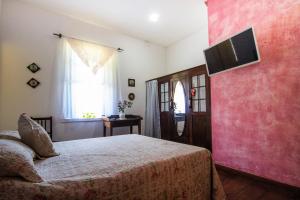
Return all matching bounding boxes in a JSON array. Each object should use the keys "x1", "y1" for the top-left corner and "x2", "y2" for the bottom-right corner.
[
  {"x1": 146, "y1": 65, "x2": 205, "y2": 82},
  {"x1": 31, "y1": 116, "x2": 53, "y2": 140},
  {"x1": 102, "y1": 115, "x2": 143, "y2": 137},
  {"x1": 154, "y1": 65, "x2": 212, "y2": 150},
  {"x1": 215, "y1": 164, "x2": 300, "y2": 192}
]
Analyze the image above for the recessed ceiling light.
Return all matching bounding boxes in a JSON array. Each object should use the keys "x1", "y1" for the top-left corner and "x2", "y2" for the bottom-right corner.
[{"x1": 149, "y1": 13, "x2": 160, "y2": 22}]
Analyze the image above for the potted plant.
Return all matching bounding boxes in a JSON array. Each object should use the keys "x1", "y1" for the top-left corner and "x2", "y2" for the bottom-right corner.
[{"x1": 117, "y1": 100, "x2": 133, "y2": 119}]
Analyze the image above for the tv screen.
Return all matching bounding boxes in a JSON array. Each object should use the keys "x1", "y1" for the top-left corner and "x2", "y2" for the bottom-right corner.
[{"x1": 204, "y1": 27, "x2": 260, "y2": 76}]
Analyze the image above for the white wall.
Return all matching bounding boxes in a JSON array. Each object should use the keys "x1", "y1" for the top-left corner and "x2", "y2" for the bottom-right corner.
[
  {"x1": 0, "y1": 0, "x2": 166, "y2": 141},
  {"x1": 166, "y1": 19, "x2": 208, "y2": 73},
  {"x1": 0, "y1": 0, "x2": 2, "y2": 17}
]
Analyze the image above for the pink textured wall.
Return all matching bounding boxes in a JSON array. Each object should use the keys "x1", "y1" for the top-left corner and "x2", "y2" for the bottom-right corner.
[{"x1": 208, "y1": 0, "x2": 300, "y2": 187}]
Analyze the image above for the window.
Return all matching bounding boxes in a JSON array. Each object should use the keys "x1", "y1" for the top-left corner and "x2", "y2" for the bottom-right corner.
[
  {"x1": 160, "y1": 82, "x2": 169, "y2": 112},
  {"x1": 173, "y1": 81, "x2": 185, "y2": 114},
  {"x1": 53, "y1": 38, "x2": 119, "y2": 119},
  {"x1": 191, "y1": 74, "x2": 206, "y2": 112}
]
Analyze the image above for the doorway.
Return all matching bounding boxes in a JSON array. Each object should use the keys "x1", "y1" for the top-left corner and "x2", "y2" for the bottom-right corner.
[{"x1": 157, "y1": 65, "x2": 211, "y2": 150}]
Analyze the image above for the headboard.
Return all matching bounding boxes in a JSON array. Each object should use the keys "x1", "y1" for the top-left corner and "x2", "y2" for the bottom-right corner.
[{"x1": 31, "y1": 116, "x2": 53, "y2": 140}]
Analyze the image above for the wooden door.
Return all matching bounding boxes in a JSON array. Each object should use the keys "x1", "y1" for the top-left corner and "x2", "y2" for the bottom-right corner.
[
  {"x1": 156, "y1": 65, "x2": 211, "y2": 151},
  {"x1": 158, "y1": 79, "x2": 171, "y2": 140},
  {"x1": 188, "y1": 66, "x2": 211, "y2": 150}
]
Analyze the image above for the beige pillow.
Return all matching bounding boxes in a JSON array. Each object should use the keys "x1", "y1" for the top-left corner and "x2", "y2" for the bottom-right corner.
[
  {"x1": 0, "y1": 130, "x2": 21, "y2": 142},
  {"x1": 0, "y1": 139, "x2": 43, "y2": 182},
  {"x1": 18, "y1": 113, "x2": 59, "y2": 157}
]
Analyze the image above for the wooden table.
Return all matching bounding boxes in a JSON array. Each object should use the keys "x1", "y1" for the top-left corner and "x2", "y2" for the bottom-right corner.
[{"x1": 102, "y1": 115, "x2": 143, "y2": 137}]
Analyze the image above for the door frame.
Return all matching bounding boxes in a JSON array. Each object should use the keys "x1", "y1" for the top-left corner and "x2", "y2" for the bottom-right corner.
[{"x1": 150, "y1": 65, "x2": 212, "y2": 150}]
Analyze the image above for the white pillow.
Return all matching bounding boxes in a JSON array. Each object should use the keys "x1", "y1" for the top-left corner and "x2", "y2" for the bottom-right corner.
[
  {"x1": 0, "y1": 130, "x2": 21, "y2": 142},
  {"x1": 18, "y1": 113, "x2": 59, "y2": 158},
  {"x1": 0, "y1": 139, "x2": 43, "y2": 182}
]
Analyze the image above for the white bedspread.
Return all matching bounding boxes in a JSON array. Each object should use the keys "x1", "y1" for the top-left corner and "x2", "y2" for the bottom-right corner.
[{"x1": 0, "y1": 134, "x2": 225, "y2": 200}]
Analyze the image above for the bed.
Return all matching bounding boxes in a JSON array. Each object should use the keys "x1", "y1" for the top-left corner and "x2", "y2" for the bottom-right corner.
[{"x1": 0, "y1": 134, "x2": 225, "y2": 200}]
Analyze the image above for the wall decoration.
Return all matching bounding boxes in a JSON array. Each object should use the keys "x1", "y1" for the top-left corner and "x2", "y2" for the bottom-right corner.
[
  {"x1": 27, "y1": 78, "x2": 40, "y2": 88},
  {"x1": 128, "y1": 93, "x2": 135, "y2": 101},
  {"x1": 27, "y1": 63, "x2": 40, "y2": 73},
  {"x1": 128, "y1": 79, "x2": 135, "y2": 87},
  {"x1": 191, "y1": 88, "x2": 196, "y2": 97}
]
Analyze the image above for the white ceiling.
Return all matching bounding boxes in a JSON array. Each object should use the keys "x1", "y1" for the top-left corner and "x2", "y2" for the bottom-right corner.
[{"x1": 19, "y1": 0, "x2": 208, "y2": 47}]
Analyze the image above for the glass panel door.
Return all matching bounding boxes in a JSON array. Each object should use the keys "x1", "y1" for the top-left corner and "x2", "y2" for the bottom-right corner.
[
  {"x1": 191, "y1": 74, "x2": 206, "y2": 112},
  {"x1": 160, "y1": 82, "x2": 169, "y2": 112}
]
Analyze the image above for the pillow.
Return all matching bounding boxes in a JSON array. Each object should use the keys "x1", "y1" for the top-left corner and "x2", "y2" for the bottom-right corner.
[
  {"x1": 0, "y1": 139, "x2": 43, "y2": 182},
  {"x1": 18, "y1": 113, "x2": 59, "y2": 158},
  {"x1": 0, "y1": 130, "x2": 21, "y2": 142}
]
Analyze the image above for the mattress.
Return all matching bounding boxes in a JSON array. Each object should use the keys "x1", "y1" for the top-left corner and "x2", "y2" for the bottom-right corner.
[{"x1": 0, "y1": 134, "x2": 225, "y2": 200}]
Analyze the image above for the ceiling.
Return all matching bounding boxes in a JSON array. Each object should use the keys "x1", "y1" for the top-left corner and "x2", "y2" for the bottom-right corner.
[{"x1": 19, "y1": 0, "x2": 208, "y2": 47}]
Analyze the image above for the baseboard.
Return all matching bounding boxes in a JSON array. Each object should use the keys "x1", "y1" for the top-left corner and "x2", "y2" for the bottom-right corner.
[{"x1": 215, "y1": 164, "x2": 300, "y2": 192}]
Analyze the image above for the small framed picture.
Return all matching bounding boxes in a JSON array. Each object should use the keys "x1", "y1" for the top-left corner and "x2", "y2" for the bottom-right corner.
[
  {"x1": 27, "y1": 78, "x2": 40, "y2": 88},
  {"x1": 27, "y1": 63, "x2": 40, "y2": 73},
  {"x1": 128, "y1": 79, "x2": 135, "y2": 87}
]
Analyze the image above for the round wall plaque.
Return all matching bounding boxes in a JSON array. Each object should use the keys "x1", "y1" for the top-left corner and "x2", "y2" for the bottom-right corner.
[{"x1": 128, "y1": 93, "x2": 135, "y2": 101}]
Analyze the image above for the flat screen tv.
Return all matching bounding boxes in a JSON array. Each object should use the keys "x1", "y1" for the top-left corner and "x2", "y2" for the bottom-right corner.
[{"x1": 204, "y1": 27, "x2": 260, "y2": 76}]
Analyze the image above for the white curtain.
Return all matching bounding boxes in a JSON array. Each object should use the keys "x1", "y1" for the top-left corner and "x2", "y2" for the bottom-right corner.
[
  {"x1": 52, "y1": 38, "x2": 120, "y2": 120},
  {"x1": 67, "y1": 38, "x2": 114, "y2": 74},
  {"x1": 145, "y1": 80, "x2": 161, "y2": 138}
]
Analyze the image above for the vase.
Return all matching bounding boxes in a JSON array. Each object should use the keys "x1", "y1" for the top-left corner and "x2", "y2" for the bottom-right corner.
[{"x1": 119, "y1": 112, "x2": 126, "y2": 119}]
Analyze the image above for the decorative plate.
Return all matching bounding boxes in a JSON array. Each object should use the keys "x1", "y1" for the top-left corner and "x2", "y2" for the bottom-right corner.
[
  {"x1": 128, "y1": 93, "x2": 135, "y2": 101},
  {"x1": 27, "y1": 78, "x2": 40, "y2": 88},
  {"x1": 27, "y1": 63, "x2": 40, "y2": 73}
]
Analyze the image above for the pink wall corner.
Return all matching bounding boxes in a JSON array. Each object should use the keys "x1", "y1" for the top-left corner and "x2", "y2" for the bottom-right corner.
[{"x1": 207, "y1": 0, "x2": 300, "y2": 187}]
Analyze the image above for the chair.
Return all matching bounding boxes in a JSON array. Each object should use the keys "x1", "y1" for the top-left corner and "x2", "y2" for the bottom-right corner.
[{"x1": 31, "y1": 116, "x2": 53, "y2": 140}]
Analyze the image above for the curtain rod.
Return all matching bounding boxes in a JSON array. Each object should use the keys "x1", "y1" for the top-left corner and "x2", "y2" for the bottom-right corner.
[{"x1": 53, "y1": 33, "x2": 124, "y2": 52}]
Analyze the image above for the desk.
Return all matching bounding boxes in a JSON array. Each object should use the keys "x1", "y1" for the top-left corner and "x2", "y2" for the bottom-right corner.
[{"x1": 102, "y1": 115, "x2": 143, "y2": 137}]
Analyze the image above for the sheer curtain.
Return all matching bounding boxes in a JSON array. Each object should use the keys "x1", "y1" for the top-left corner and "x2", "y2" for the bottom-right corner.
[
  {"x1": 67, "y1": 38, "x2": 115, "y2": 74},
  {"x1": 144, "y1": 80, "x2": 161, "y2": 138},
  {"x1": 52, "y1": 38, "x2": 120, "y2": 120}
]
